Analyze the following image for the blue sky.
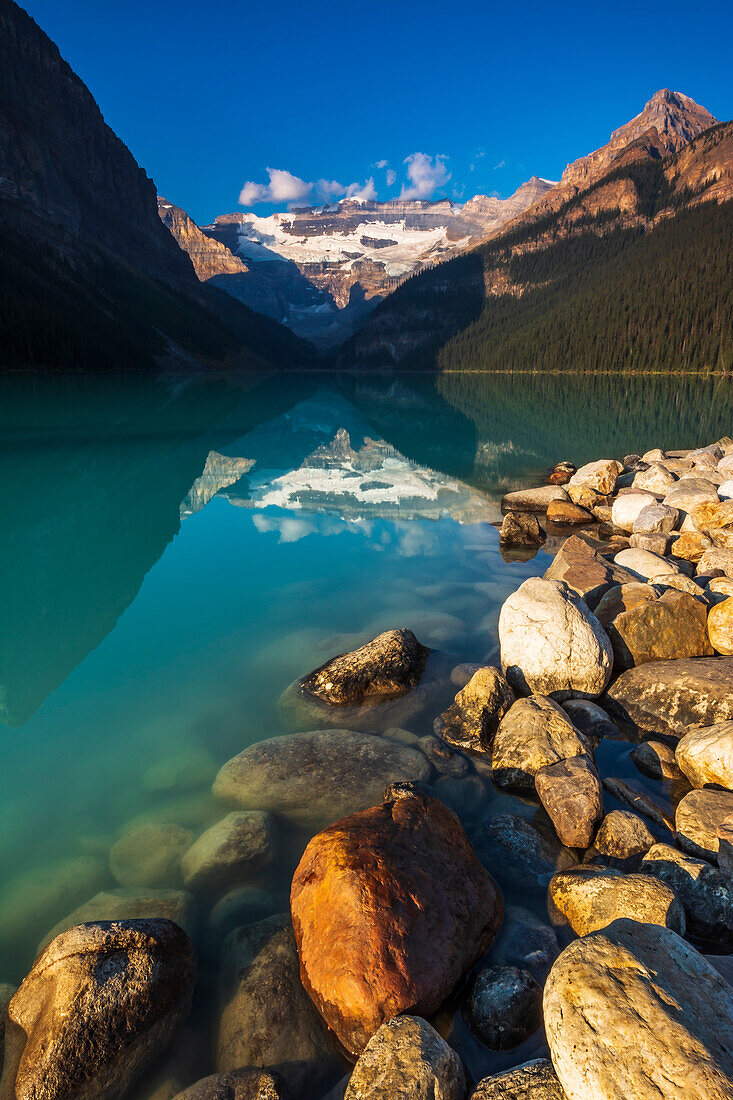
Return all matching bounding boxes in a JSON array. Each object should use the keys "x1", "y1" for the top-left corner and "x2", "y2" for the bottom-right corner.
[{"x1": 22, "y1": 0, "x2": 733, "y2": 226}]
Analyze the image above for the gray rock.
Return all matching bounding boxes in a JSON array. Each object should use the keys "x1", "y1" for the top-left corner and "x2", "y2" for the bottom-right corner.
[
  {"x1": 632, "y1": 502, "x2": 680, "y2": 534},
  {"x1": 465, "y1": 966, "x2": 542, "y2": 1051},
  {"x1": 491, "y1": 695, "x2": 590, "y2": 791},
  {"x1": 470, "y1": 1060, "x2": 566, "y2": 1099},
  {"x1": 213, "y1": 730, "x2": 431, "y2": 829},
  {"x1": 132, "y1": 1026, "x2": 206, "y2": 1100},
  {"x1": 501, "y1": 486, "x2": 569, "y2": 514},
  {"x1": 676, "y1": 788, "x2": 733, "y2": 861},
  {"x1": 110, "y1": 824, "x2": 193, "y2": 889},
  {"x1": 206, "y1": 887, "x2": 281, "y2": 943},
  {"x1": 433, "y1": 667, "x2": 515, "y2": 753},
  {"x1": 629, "y1": 532, "x2": 670, "y2": 555},
  {"x1": 2, "y1": 920, "x2": 194, "y2": 1100},
  {"x1": 296, "y1": 628, "x2": 429, "y2": 706},
  {"x1": 560, "y1": 699, "x2": 619, "y2": 746},
  {"x1": 475, "y1": 814, "x2": 576, "y2": 893},
  {"x1": 642, "y1": 842, "x2": 733, "y2": 949},
  {"x1": 344, "y1": 1015, "x2": 467, "y2": 1100},
  {"x1": 483, "y1": 905, "x2": 560, "y2": 982},
  {"x1": 38, "y1": 887, "x2": 196, "y2": 954},
  {"x1": 418, "y1": 736, "x2": 471, "y2": 777},
  {"x1": 171, "y1": 1070, "x2": 286, "y2": 1099},
  {"x1": 544, "y1": 920, "x2": 733, "y2": 1100},
  {"x1": 604, "y1": 657, "x2": 733, "y2": 739},
  {"x1": 180, "y1": 812, "x2": 276, "y2": 892},
  {"x1": 217, "y1": 915, "x2": 341, "y2": 1095},
  {"x1": 535, "y1": 756, "x2": 603, "y2": 848}
]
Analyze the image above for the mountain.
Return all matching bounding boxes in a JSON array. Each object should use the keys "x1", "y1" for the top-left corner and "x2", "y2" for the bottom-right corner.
[
  {"x1": 0, "y1": 0, "x2": 311, "y2": 372},
  {"x1": 340, "y1": 96, "x2": 731, "y2": 374},
  {"x1": 159, "y1": 181, "x2": 554, "y2": 347}
]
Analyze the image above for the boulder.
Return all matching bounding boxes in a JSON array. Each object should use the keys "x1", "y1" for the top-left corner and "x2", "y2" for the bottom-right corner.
[
  {"x1": 613, "y1": 547, "x2": 680, "y2": 582},
  {"x1": 653, "y1": 572, "x2": 707, "y2": 599},
  {"x1": 630, "y1": 740, "x2": 683, "y2": 782},
  {"x1": 689, "y1": 498, "x2": 733, "y2": 531},
  {"x1": 213, "y1": 730, "x2": 431, "y2": 829},
  {"x1": 546, "y1": 499, "x2": 593, "y2": 525},
  {"x1": 1, "y1": 920, "x2": 194, "y2": 1100},
  {"x1": 542, "y1": 534, "x2": 638, "y2": 609},
  {"x1": 535, "y1": 756, "x2": 603, "y2": 848},
  {"x1": 474, "y1": 814, "x2": 576, "y2": 893},
  {"x1": 604, "y1": 657, "x2": 733, "y2": 739},
  {"x1": 470, "y1": 1060, "x2": 566, "y2": 1100},
  {"x1": 180, "y1": 812, "x2": 276, "y2": 892},
  {"x1": 676, "y1": 722, "x2": 733, "y2": 790},
  {"x1": 171, "y1": 1071, "x2": 285, "y2": 1099},
  {"x1": 433, "y1": 667, "x2": 515, "y2": 753},
  {"x1": 206, "y1": 886, "x2": 281, "y2": 943},
  {"x1": 676, "y1": 788, "x2": 733, "y2": 861},
  {"x1": 611, "y1": 491, "x2": 657, "y2": 532},
  {"x1": 710, "y1": 577, "x2": 733, "y2": 596},
  {"x1": 709, "y1": 599, "x2": 733, "y2": 654},
  {"x1": 566, "y1": 484, "x2": 610, "y2": 510},
  {"x1": 604, "y1": 589, "x2": 712, "y2": 670},
  {"x1": 483, "y1": 904, "x2": 560, "y2": 982},
  {"x1": 544, "y1": 921, "x2": 733, "y2": 1100},
  {"x1": 632, "y1": 502, "x2": 679, "y2": 534},
  {"x1": 670, "y1": 531, "x2": 713, "y2": 562},
  {"x1": 699, "y1": 547, "x2": 733, "y2": 577},
  {"x1": 491, "y1": 696, "x2": 590, "y2": 791},
  {"x1": 593, "y1": 582, "x2": 659, "y2": 627},
  {"x1": 418, "y1": 736, "x2": 471, "y2": 777},
  {"x1": 642, "y1": 843, "x2": 733, "y2": 948},
  {"x1": 290, "y1": 790, "x2": 502, "y2": 1057},
  {"x1": 499, "y1": 579, "x2": 613, "y2": 700},
  {"x1": 628, "y1": 532, "x2": 670, "y2": 555},
  {"x1": 501, "y1": 486, "x2": 569, "y2": 514},
  {"x1": 590, "y1": 810, "x2": 656, "y2": 863},
  {"x1": 547, "y1": 865, "x2": 684, "y2": 936},
  {"x1": 664, "y1": 484, "x2": 719, "y2": 517},
  {"x1": 548, "y1": 461, "x2": 576, "y2": 485},
  {"x1": 217, "y1": 915, "x2": 340, "y2": 1094},
  {"x1": 38, "y1": 887, "x2": 196, "y2": 953},
  {"x1": 568, "y1": 459, "x2": 622, "y2": 495},
  {"x1": 499, "y1": 511, "x2": 546, "y2": 546},
  {"x1": 719, "y1": 819, "x2": 733, "y2": 876},
  {"x1": 296, "y1": 628, "x2": 429, "y2": 706},
  {"x1": 560, "y1": 699, "x2": 619, "y2": 745},
  {"x1": 632, "y1": 462, "x2": 677, "y2": 494},
  {"x1": 343, "y1": 1016, "x2": 467, "y2": 1100},
  {"x1": 109, "y1": 824, "x2": 193, "y2": 889},
  {"x1": 464, "y1": 966, "x2": 542, "y2": 1050},
  {"x1": 719, "y1": 480, "x2": 733, "y2": 501}
]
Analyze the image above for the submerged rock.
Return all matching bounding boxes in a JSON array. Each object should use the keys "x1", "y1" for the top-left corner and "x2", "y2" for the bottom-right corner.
[
  {"x1": 180, "y1": 811, "x2": 276, "y2": 892},
  {"x1": 676, "y1": 721, "x2": 733, "y2": 790},
  {"x1": 2, "y1": 920, "x2": 194, "y2": 1100},
  {"x1": 296, "y1": 628, "x2": 429, "y2": 706},
  {"x1": 213, "y1": 729, "x2": 431, "y2": 829},
  {"x1": 491, "y1": 695, "x2": 590, "y2": 791},
  {"x1": 109, "y1": 824, "x2": 193, "y2": 889},
  {"x1": 38, "y1": 887, "x2": 196, "y2": 953},
  {"x1": 434, "y1": 666, "x2": 515, "y2": 753},
  {"x1": 483, "y1": 904, "x2": 560, "y2": 982},
  {"x1": 535, "y1": 756, "x2": 603, "y2": 848},
  {"x1": 475, "y1": 813, "x2": 576, "y2": 893},
  {"x1": 499, "y1": 578, "x2": 613, "y2": 700},
  {"x1": 344, "y1": 1016, "x2": 467, "y2": 1100},
  {"x1": 418, "y1": 735, "x2": 471, "y2": 777},
  {"x1": 544, "y1": 921, "x2": 733, "y2": 1100},
  {"x1": 470, "y1": 1060, "x2": 566, "y2": 1100},
  {"x1": 560, "y1": 698, "x2": 619, "y2": 745},
  {"x1": 676, "y1": 788, "x2": 733, "y2": 861},
  {"x1": 604, "y1": 657, "x2": 733, "y2": 739},
  {"x1": 290, "y1": 790, "x2": 502, "y2": 1057},
  {"x1": 542, "y1": 534, "x2": 638, "y2": 610},
  {"x1": 641, "y1": 843, "x2": 733, "y2": 949},
  {"x1": 171, "y1": 1070, "x2": 285, "y2": 1099},
  {"x1": 464, "y1": 966, "x2": 542, "y2": 1051},
  {"x1": 548, "y1": 865, "x2": 684, "y2": 936}
]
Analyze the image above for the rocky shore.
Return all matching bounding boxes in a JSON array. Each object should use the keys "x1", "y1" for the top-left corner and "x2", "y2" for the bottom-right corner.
[{"x1": 3, "y1": 441, "x2": 733, "y2": 1099}]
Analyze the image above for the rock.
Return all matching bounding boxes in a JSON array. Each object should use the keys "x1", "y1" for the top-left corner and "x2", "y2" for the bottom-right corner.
[
  {"x1": 213, "y1": 730, "x2": 431, "y2": 829},
  {"x1": 719, "y1": 480, "x2": 733, "y2": 501},
  {"x1": 568, "y1": 459, "x2": 622, "y2": 495},
  {"x1": 484, "y1": 905, "x2": 560, "y2": 982},
  {"x1": 670, "y1": 531, "x2": 713, "y2": 562},
  {"x1": 710, "y1": 578, "x2": 733, "y2": 596},
  {"x1": 632, "y1": 502, "x2": 679, "y2": 534},
  {"x1": 676, "y1": 722, "x2": 733, "y2": 790},
  {"x1": 709, "y1": 599, "x2": 733, "y2": 654},
  {"x1": 450, "y1": 663, "x2": 483, "y2": 688},
  {"x1": 641, "y1": 448, "x2": 666, "y2": 462},
  {"x1": 604, "y1": 657, "x2": 733, "y2": 739},
  {"x1": 0, "y1": 984, "x2": 16, "y2": 1075},
  {"x1": 642, "y1": 843, "x2": 733, "y2": 948},
  {"x1": 535, "y1": 756, "x2": 603, "y2": 848},
  {"x1": 676, "y1": 788, "x2": 733, "y2": 861},
  {"x1": 591, "y1": 810, "x2": 656, "y2": 862},
  {"x1": 501, "y1": 486, "x2": 569, "y2": 514},
  {"x1": 628, "y1": 532, "x2": 670, "y2": 555},
  {"x1": 499, "y1": 511, "x2": 546, "y2": 546},
  {"x1": 602, "y1": 777, "x2": 674, "y2": 832},
  {"x1": 171, "y1": 1071, "x2": 286, "y2": 1100},
  {"x1": 547, "y1": 461, "x2": 576, "y2": 485},
  {"x1": 2, "y1": 920, "x2": 194, "y2": 1100},
  {"x1": 630, "y1": 740, "x2": 683, "y2": 781},
  {"x1": 343, "y1": 1016, "x2": 467, "y2": 1100},
  {"x1": 206, "y1": 887, "x2": 280, "y2": 943},
  {"x1": 491, "y1": 695, "x2": 590, "y2": 790},
  {"x1": 604, "y1": 589, "x2": 712, "y2": 670},
  {"x1": 38, "y1": 887, "x2": 196, "y2": 953},
  {"x1": 180, "y1": 812, "x2": 276, "y2": 893},
  {"x1": 653, "y1": 572, "x2": 707, "y2": 599},
  {"x1": 664, "y1": 483, "x2": 720, "y2": 518},
  {"x1": 132, "y1": 1026, "x2": 206, "y2": 1100},
  {"x1": 611, "y1": 491, "x2": 657, "y2": 532},
  {"x1": 290, "y1": 790, "x2": 502, "y2": 1056},
  {"x1": 499, "y1": 579, "x2": 613, "y2": 700},
  {"x1": 544, "y1": 920, "x2": 733, "y2": 1100},
  {"x1": 719, "y1": 455, "x2": 733, "y2": 477},
  {"x1": 548, "y1": 865, "x2": 684, "y2": 936},
  {"x1": 217, "y1": 915, "x2": 340, "y2": 1094},
  {"x1": 475, "y1": 814, "x2": 577, "y2": 893},
  {"x1": 434, "y1": 667, "x2": 515, "y2": 753},
  {"x1": 296, "y1": 628, "x2": 429, "y2": 706},
  {"x1": 688, "y1": 499, "x2": 733, "y2": 534},
  {"x1": 0, "y1": 856, "x2": 107, "y2": 960},
  {"x1": 593, "y1": 582, "x2": 658, "y2": 626},
  {"x1": 613, "y1": 546, "x2": 681, "y2": 582},
  {"x1": 418, "y1": 736, "x2": 471, "y2": 777},
  {"x1": 470, "y1": 1060, "x2": 566, "y2": 1100},
  {"x1": 632, "y1": 462, "x2": 677, "y2": 494},
  {"x1": 110, "y1": 824, "x2": 193, "y2": 889},
  {"x1": 464, "y1": 966, "x2": 542, "y2": 1051},
  {"x1": 546, "y1": 499, "x2": 593, "y2": 525},
  {"x1": 560, "y1": 699, "x2": 619, "y2": 745},
  {"x1": 143, "y1": 748, "x2": 217, "y2": 794},
  {"x1": 699, "y1": 548, "x2": 733, "y2": 577},
  {"x1": 719, "y1": 819, "x2": 733, "y2": 876},
  {"x1": 542, "y1": 535, "x2": 638, "y2": 609}
]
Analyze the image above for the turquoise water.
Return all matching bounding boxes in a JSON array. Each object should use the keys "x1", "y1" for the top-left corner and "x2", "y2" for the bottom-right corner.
[{"x1": 2, "y1": 369, "x2": 733, "y2": 1090}]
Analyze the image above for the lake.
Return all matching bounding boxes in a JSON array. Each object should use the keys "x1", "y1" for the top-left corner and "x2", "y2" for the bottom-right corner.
[{"x1": 2, "y1": 368, "x2": 732, "y2": 1090}]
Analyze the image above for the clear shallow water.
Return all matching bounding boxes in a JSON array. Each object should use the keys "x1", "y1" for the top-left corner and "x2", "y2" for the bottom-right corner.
[{"x1": 2, "y1": 369, "x2": 733, "y2": 1091}]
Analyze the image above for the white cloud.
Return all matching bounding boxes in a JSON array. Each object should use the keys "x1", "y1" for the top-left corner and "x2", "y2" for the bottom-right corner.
[
  {"x1": 239, "y1": 167, "x2": 312, "y2": 206},
  {"x1": 399, "y1": 153, "x2": 451, "y2": 201},
  {"x1": 374, "y1": 159, "x2": 389, "y2": 169},
  {"x1": 343, "y1": 177, "x2": 377, "y2": 201},
  {"x1": 386, "y1": 168, "x2": 396, "y2": 186},
  {"x1": 493, "y1": 159, "x2": 506, "y2": 170}
]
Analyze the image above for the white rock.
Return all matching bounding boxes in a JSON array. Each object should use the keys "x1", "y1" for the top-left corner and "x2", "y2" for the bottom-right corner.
[
  {"x1": 719, "y1": 480, "x2": 733, "y2": 501},
  {"x1": 641, "y1": 448, "x2": 666, "y2": 462},
  {"x1": 632, "y1": 503, "x2": 679, "y2": 535},
  {"x1": 719, "y1": 456, "x2": 733, "y2": 479},
  {"x1": 611, "y1": 492, "x2": 657, "y2": 533},
  {"x1": 699, "y1": 548, "x2": 733, "y2": 578},
  {"x1": 613, "y1": 548, "x2": 681, "y2": 582},
  {"x1": 499, "y1": 578, "x2": 613, "y2": 700},
  {"x1": 676, "y1": 722, "x2": 733, "y2": 791},
  {"x1": 664, "y1": 485, "x2": 720, "y2": 518},
  {"x1": 632, "y1": 463, "x2": 676, "y2": 494},
  {"x1": 568, "y1": 460, "x2": 622, "y2": 495}
]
